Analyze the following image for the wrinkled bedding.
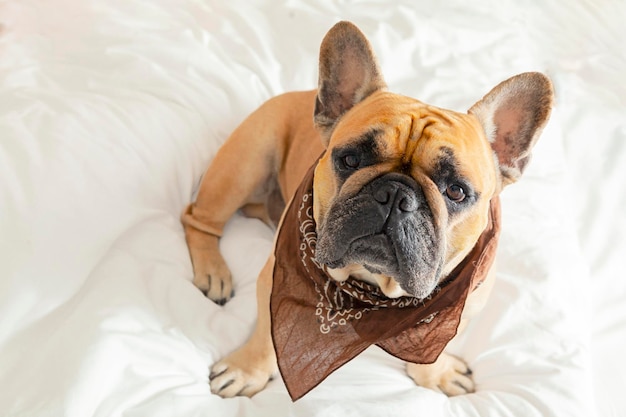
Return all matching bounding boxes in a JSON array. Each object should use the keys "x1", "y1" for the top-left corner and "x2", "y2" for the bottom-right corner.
[{"x1": 1, "y1": 1, "x2": 624, "y2": 416}]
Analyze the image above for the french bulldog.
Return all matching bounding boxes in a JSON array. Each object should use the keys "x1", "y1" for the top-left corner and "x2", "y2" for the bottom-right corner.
[{"x1": 182, "y1": 21, "x2": 553, "y2": 399}]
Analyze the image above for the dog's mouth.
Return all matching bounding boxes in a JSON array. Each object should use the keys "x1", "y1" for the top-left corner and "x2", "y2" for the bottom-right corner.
[
  {"x1": 324, "y1": 234, "x2": 395, "y2": 273},
  {"x1": 315, "y1": 173, "x2": 444, "y2": 299},
  {"x1": 318, "y1": 232, "x2": 442, "y2": 300}
]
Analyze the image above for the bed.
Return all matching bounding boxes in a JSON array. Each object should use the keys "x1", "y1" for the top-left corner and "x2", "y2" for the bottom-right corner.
[{"x1": 1, "y1": 1, "x2": 624, "y2": 416}]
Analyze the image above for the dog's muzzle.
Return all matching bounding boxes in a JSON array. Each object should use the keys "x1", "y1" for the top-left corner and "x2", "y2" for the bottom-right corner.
[{"x1": 315, "y1": 173, "x2": 444, "y2": 299}]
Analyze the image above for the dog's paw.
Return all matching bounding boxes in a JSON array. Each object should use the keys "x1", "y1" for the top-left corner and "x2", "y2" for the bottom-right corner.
[
  {"x1": 187, "y1": 234, "x2": 234, "y2": 305},
  {"x1": 406, "y1": 353, "x2": 475, "y2": 396},
  {"x1": 192, "y1": 258, "x2": 233, "y2": 305},
  {"x1": 185, "y1": 226, "x2": 234, "y2": 305},
  {"x1": 209, "y1": 348, "x2": 277, "y2": 398}
]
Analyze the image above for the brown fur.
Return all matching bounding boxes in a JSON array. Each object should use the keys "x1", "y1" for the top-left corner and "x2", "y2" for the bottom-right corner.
[{"x1": 184, "y1": 21, "x2": 553, "y2": 398}]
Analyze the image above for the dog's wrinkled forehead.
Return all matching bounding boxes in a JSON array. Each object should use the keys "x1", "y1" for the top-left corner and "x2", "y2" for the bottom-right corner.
[{"x1": 327, "y1": 91, "x2": 497, "y2": 196}]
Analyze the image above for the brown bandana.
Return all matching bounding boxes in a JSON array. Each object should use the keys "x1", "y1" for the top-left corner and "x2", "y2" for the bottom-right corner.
[{"x1": 270, "y1": 160, "x2": 501, "y2": 401}]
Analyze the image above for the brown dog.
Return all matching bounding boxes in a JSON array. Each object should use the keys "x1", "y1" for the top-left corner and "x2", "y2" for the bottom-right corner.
[{"x1": 182, "y1": 21, "x2": 553, "y2": 399}]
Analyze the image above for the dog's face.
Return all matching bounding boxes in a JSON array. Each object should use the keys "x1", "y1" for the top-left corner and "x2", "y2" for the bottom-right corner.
[
  {"x1": 310, "y1": 22, "x2": 553, "y2": 299},
  {"x1": 314, "y1": 93, "x2": 497, "y2": 298}
]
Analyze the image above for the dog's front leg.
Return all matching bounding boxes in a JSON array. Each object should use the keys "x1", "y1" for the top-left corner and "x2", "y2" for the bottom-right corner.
[
  {"x1": 183, "y1": 97, "x2": 285, "y2": 305},
  {"x1": 209, "y1": 254, "x2": 278, "y2": 398}
]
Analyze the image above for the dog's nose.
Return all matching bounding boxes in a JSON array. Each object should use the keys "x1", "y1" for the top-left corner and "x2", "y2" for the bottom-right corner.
[{"x1": 373, "y1": 181, "x2": 418, "y2": 213}]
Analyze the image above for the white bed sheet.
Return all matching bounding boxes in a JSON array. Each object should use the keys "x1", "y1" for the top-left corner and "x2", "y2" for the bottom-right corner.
[{"x1": 1, "y1": 1, "x2": 624, "y2": 416}]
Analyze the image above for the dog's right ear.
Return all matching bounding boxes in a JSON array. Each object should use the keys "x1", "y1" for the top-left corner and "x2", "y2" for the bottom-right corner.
[{"x1": 314, "y1": 21, "x2": 387, "y2": 145}]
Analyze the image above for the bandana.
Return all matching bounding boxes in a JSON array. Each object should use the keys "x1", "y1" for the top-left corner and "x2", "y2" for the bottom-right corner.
[{"x1": 270, "y1": 160, "x2": 501, "y2": 401}]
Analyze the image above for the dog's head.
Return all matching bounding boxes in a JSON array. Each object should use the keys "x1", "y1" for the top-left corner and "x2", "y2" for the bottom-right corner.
[{"x1": 311, "y1": 21, "x2": 553, "y2": 299}]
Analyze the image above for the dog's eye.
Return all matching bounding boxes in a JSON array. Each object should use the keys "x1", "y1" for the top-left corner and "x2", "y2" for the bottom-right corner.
[
  {"x1": 445, "y1": 184, "x2": 465, "y2": 202},
  {"x1": 342, "y1": 153, "x2": 361, "y2": 170}
]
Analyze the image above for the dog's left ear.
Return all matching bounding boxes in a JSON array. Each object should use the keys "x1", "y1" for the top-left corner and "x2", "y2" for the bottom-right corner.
[
  {"x1": 314, "y1": 21, "x2": 387, "y2": 145},
  {"x1": 469, "y1": 72, "x2": 554, "y2": 187}
]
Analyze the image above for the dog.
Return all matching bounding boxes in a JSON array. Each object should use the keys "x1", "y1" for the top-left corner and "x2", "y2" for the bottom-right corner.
[{"x1": 182, "y1": 21, "x2": 553, "y2": 399}]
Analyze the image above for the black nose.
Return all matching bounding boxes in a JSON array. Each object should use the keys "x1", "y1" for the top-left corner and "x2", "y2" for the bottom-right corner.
[{"x1": 373, "y1": 179, "x2": 419, "y2": 213}]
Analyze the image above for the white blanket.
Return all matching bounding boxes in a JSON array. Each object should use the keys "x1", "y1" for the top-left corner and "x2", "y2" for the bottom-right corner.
[{"x1": 1, "y1": 1, "x2": 624, "y2": 416}]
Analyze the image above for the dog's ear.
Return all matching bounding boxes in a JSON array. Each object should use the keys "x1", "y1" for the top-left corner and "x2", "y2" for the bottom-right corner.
[
  {"x1": 314, "y1": 21, "x2": 387, "y2": 145},
  {"x1": 469, "y1": 72, "x2": 554, "y2": 186}
]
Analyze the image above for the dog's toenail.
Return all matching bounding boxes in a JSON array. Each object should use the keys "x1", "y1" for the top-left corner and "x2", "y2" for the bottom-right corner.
[
  {"x1": 209, "y1": 368, "x2": 226, "y2": 380},
  {"x1": 236, "y1": 384, "x2": 250, "y2": 396},
  {"x1": 218, "y1": 379, "x2": 235, "y2": 392}
]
